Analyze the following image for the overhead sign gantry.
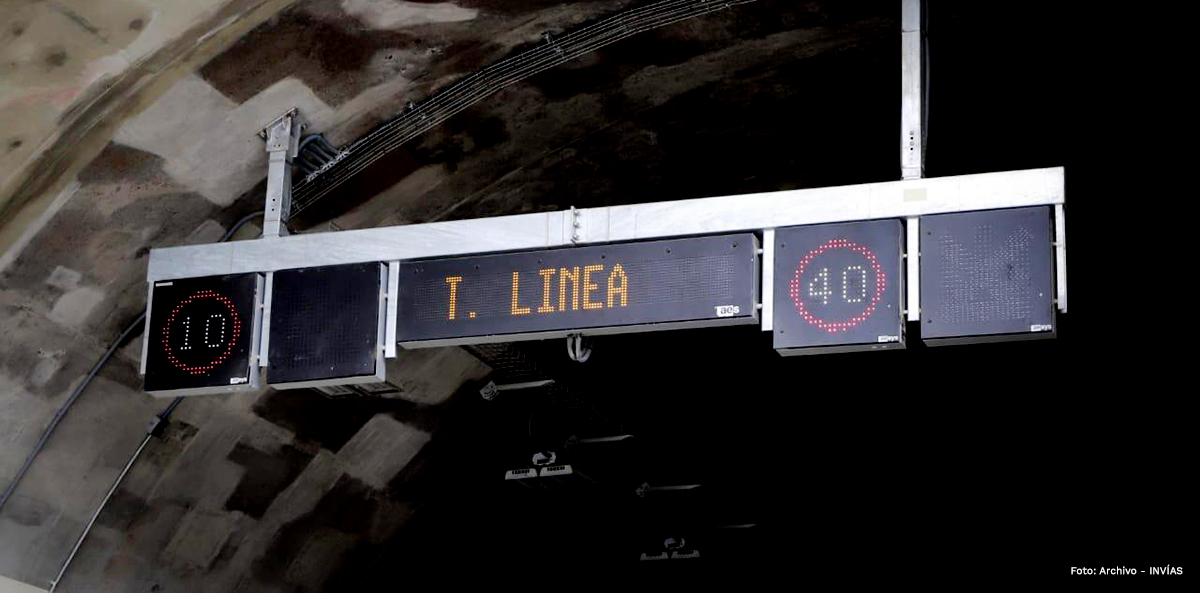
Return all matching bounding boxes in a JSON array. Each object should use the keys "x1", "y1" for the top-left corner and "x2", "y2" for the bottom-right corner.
[
  {"x1": 139, "y1": 0, "x2": 1066, "y2": 396},
  {"x1": 140, "y1": 167, "x2": 1066, "y2": 395}
]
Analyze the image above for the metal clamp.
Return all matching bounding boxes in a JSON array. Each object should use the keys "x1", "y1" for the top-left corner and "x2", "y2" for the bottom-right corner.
[
  {"x1": 566, "y1": 332, "x2": 590, "y2": 362},
  {"x1": 637, "y1": 482, "x2": 701, "y2": 498},
  {"x1": 564, "y1": 434, "x2": 633, "y2": 450},
  {"x1": 570, "y1": 206, "x2": 581, "y2": 244},
  {"x1": 480, "y1": 379, "x2": 554, "y2": 400}
]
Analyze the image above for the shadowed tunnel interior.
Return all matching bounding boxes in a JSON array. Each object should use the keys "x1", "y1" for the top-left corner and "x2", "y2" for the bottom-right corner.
[{"x1": 0, "y1": 1, "x2": 1181, "y2": 590}]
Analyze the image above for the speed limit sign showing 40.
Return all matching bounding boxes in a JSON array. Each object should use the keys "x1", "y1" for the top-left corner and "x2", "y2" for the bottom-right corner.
[{"x1": 773, "y1": 220, "x2": 905, "y2": 355}]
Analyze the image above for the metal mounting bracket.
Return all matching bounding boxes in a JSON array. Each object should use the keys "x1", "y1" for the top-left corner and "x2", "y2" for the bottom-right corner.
[{"x1": 260, "y1": 109, "x2": 304, "y2": 237}]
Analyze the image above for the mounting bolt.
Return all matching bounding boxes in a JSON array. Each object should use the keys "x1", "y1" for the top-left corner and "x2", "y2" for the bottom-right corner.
[{"x1": 570, "y1": 206, "x2": 581, "y2": 244}]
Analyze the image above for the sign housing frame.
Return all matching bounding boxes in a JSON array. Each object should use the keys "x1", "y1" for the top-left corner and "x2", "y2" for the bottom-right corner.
[
  {"x1": 918, "y1": 205, "x2": 1057, "y2": 346},
  {"x1": 266, "y1": 262, "x2": 388, "y2": 390},
  {"x1": 396, "y1": 233, "x2": 761, "y2": 348},
  {"x1": 143, "y1": 273, "x2": 265, "y2": 398},
  {"x1": 772, "y1": 219, "x2": 906, "y2": 356}
]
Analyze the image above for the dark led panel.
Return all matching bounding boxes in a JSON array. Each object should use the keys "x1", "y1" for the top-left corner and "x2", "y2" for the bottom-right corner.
[
  {"x1": 144, "y1": 273, "x2": 262, "y2": 396},
  {"x1": 267, "y1": 263, "x2": 385, "y2": 388},
  {"x1": 397, "y1": 234, "x2": 759, "y2": 346},
  {"x1": 773, "y1": 219, "x2": 905, "y2": 355},
  {"x1": 919, "y1": 206, "x2": 1055, "y2": 345}
]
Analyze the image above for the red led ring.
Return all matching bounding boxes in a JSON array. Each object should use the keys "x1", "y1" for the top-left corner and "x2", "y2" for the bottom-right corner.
[
  {"x1": 161, "y1": 290, "x2": 243, "y2": 375},
  {"x1": 789, "y1": 239, "x2": 886, "y2": 334}
]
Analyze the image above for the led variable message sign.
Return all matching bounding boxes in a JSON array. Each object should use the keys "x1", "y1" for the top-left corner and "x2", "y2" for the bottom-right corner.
[
  {"x1": 397, "y1": 234, "x2": 759, "y2": 346},
  {"x1": 144, "y1": 273, "x2": 262, "y2": 395},
  {"x1": 772, "y1": 220, "x2": 905, "y2": 355},
  {"x1": 920, "y1": 206, "x2": 1056, "y2": 345},
  {"x1": 267, "y1": 263, "x2": 386, "y2": 388}
]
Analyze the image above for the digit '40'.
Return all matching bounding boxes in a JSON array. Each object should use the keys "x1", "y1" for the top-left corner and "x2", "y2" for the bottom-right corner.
[{"x1": 808, "y1": 266, "x2": 868, "y2": 305}]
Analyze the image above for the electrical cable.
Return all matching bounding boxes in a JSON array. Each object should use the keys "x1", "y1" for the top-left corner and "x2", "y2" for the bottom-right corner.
[
  {"x1": 295, "y1": 0, "x2": 709, "y2": 210},
  {"x1": 38, "y1": 210, "x2": 263, "y2": 591},
  {"x1": 221, "y1": 211, "x2": 265, "y2": 242},
  {"x1": 47, "y1": 435, "x2": 151, "y2": 592},
  {"x1": 295, "y1": 0, "x2": 750, "y2": 207},
  {"x1": 294, "y1": 155, "x2": 319, "y2": 175},
  {"x1": 0, "y1": 311, "x2": 145, "y2": 514},
  {"x1": 0, "y1": 209, "x2": 262, "y2": 520},
  {"x1": 289, "y1": 0, "x2": 759, "y2": 217},
  {"x1": 320, "y1": 0, "x2": 702, "y2": 172},
  {"x1": 12, "y1": 0, "x2": 753, "y2": 573}
]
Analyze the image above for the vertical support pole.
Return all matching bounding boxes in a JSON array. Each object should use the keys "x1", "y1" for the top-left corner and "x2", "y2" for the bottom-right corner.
[
  {"x1": 761, "y1": 229, "x2": 775, "y2": 331},
  {"x1": 386, "y1": 262, "x2": 400, "y2": 358},
  {"x1": 259, "y1": 272, "x2": 273, "y2": 367},
  {"x1": 375, "y1": 264, "x2": 388, "y2": 378},
  {"x1": 260, "y1": 109, "x2": 302, "y2": 237},
  {"x1": 1054, "y1": 204, "x2": 1067, "y2": 312},
  {"x1": 140, "y1": 282, "x2": 154, "y2": 375},
  {"x1": 247, "y1": 273, "x2": 265, "y2": 389},
  {"x1": 901, "y1": 0, "x2": 923, "y2": 180},
  {"x1": 902, "y1": 0, "x2": 923, "y2": 320},
  {"x1": 906, "y1": 217, "x2": 920, "y2": 321}
]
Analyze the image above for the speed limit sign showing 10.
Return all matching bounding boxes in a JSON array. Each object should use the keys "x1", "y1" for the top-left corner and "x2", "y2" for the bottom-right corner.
[
  {"x1": 143, "y1": 273, "x2": 263, "y2": 396},
  {"x1": 773, "y1": 219, "x2": 905, "y2": 355}
]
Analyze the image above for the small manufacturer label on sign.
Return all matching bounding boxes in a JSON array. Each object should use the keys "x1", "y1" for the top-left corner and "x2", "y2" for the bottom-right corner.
[
  {"x1": 715, "y1": 305, "x2": 740, "y2": 317},
  {"x1": 505, "y1": 468, "x2": 538, "y2": 480},
  {"x1": 539, "y1": 464, "x2": 573, "y2": 477},
  {"x1": 877, "y1": 335, "x2": 900, "y2": 343},
  {"x1": 1030, "y1": 324, "x2": 1052, "y2": 332},
  {"x1": 229, "y1": 377, "x2": 248, "y2": 385}
]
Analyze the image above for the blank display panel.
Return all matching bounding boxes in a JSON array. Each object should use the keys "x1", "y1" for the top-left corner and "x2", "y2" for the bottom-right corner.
[
  {"x1": 268, "y1": 263, "x2": 383, "y2": 386},
  {"x1": 920, "y1": 206, "x2": 1055, "y2": 344},
  {"x1": 144, "y1": 273, "x2": 260, "y2": 395},
  {"x1": 773, "y1": 219, "x2": 905, "y2": 355}
]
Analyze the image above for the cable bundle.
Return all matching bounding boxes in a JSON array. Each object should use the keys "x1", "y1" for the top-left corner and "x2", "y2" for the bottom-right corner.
[{"x1": 290, "y1": 0, "x2": 759, "y2": 217}]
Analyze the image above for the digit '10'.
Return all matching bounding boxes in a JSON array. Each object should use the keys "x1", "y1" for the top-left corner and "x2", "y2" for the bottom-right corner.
[
  {"x1": 808, "y1": 266, "x2": 867, "y2": 305},
  {"x1": 180, "y1": 314, "x2": 227, "y2": 350}
]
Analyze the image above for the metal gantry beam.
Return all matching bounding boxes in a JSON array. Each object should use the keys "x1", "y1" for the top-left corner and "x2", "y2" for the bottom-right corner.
[
  {"x1": 759, "y1": 228, "x2": 775, "y2": 332},
  {"x1": 146, "y1": 166, "x2": 1065, "y2": 282}
]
